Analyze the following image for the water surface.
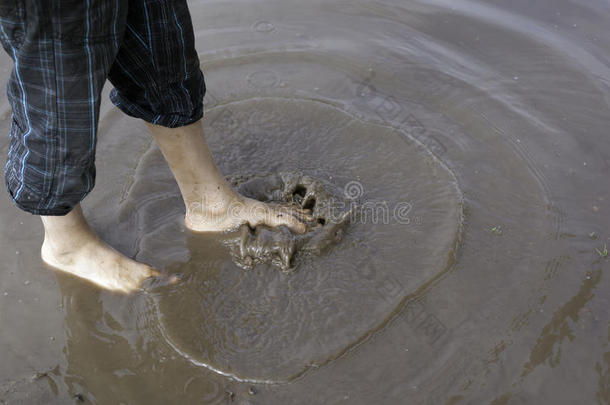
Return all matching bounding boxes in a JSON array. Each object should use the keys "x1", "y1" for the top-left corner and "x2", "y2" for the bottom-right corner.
[{"x1": 1, "y1": 0, "x2": 609, "y2": 404}]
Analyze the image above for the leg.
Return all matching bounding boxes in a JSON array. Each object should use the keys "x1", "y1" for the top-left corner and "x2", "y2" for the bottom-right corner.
[
  {"x1": 0, "y1": 0, "x2": 157, "y2": 292},
  {"x1": 147, "y1": 121, "x2": 310, "y2": 233},
  {"x1": 108, "y1": 0, "x2": 309, "y2": 233}
]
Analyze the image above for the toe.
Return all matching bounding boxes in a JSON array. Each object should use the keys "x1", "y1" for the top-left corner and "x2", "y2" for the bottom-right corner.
[
  {"x1": 279, "y1": 206, "x2": 314, "y2": 222},
  {"x1": 294, "y1": 207, "x2": 313, "y2": 215},
  {"x1": 276, "y1": 214, "x2": 307, "y2": 233},
  {"x1": 298, "y1": 213, "x2": 315, "y2": 222}
]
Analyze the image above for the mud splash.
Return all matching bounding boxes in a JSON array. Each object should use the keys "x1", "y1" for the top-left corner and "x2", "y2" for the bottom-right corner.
[{"x1": 226, "y1": 172, "x2": 352, "y2": 271}]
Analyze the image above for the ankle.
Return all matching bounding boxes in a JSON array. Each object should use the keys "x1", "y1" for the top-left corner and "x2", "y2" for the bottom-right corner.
[
  {"x1": 40, "y1": 204, "x2": 97, "y2": 253},
  {"x1": 41, "y1": 231, "x2": 94, "y2": 260}
]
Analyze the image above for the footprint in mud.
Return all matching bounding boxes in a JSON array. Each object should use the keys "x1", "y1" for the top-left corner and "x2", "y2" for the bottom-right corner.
[{"x1": 119, "y1": 98, "x2": 463, "y2": 382}]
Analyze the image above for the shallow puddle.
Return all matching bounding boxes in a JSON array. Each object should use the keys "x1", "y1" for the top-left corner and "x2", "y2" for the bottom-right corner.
[{"x1": 123, "y1": 98, "x2": 463, "y2": 381}]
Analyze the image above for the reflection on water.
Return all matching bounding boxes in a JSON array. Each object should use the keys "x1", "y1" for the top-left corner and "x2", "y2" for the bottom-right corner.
[
  {"x1": 1, "y1": 0, "x2": 609, "y2": 403},
  {"x1": 55, "y1": 272, "x2": 227, "y2": 404}
]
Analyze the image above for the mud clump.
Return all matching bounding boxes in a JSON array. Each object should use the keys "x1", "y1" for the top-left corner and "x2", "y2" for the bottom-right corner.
[{"x1": 224, "y1": 172, "x2": 353, "y2": 272}]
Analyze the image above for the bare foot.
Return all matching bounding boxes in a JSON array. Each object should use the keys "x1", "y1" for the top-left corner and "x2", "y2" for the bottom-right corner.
[
  {"x1": 41, "y1": 205, "x2": 159, "y2": 293},
  {"x1": 146, "y1": 121, "x2": 311, "y2": 234},
  {"x1": 185, "y1": 194, "x2": 312, "y2": 233}
]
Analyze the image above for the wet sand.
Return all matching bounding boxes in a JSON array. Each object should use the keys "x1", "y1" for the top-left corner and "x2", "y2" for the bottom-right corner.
[{"x1": 1, "y1": 0, "x2": 610, "y2": 404}]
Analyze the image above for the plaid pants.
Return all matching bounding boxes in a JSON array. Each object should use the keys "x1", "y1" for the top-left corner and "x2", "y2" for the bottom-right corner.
[{"x1": 0, "y1": 0, "x2": 206, "y2": 215}]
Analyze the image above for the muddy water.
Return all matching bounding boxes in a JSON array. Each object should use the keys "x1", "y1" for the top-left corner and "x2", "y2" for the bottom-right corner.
[
  {"x1": 1, "y1": 0, "x2": 609, "y2": 404},
  {"x1": 131, "y1": 98, "x2": 462, "y2": 382}
]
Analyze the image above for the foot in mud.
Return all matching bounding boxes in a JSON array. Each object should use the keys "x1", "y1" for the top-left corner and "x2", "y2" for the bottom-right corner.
[
  {"x1": 145, "y1": 121, "x2": 310, "y2": 234},
  {"x1": 184, "y1": 193, "x2": 311, "y2": 234}
]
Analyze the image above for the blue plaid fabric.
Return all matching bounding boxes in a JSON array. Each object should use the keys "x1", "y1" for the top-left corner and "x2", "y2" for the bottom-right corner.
[{"x1": 0, "y1": 0, "x2": 205, "y2": 215}]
